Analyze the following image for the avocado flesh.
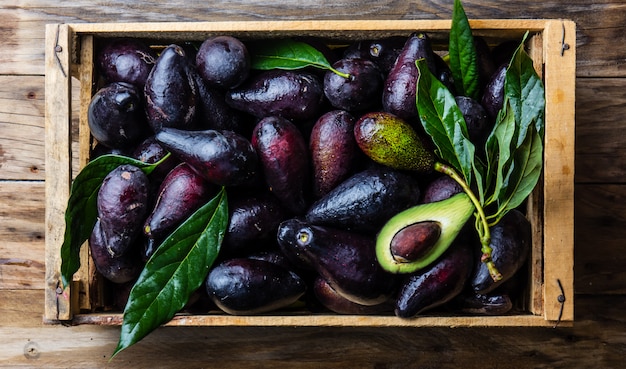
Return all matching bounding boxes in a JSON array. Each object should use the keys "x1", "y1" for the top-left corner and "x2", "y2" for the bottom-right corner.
[{"x1": 376, "y1": 192, "x2": 475, "y2": 274}]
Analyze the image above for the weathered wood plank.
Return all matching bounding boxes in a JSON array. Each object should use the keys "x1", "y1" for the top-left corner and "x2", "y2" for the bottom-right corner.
[
  {"x1": 0, "y1": 293, "x2": 624, "y2": 368},
  {"x1": 574, "y1": 184, "x2": 626, "y2": 295},
  {"x1": 0, "y1": 1, "x2": 624, "y2": 77},
  {"x1": 0, "y1": 182, "x2": 46, "y2": 290},
  {"x1": 44, "y1": 23, "x2": 73, "y2": 321},
  {"x1": 0, "y1": 76, "x2": 45, "y2": 181},
  {"x1": 0, "y1": 75, "x2": 80, "y2": 181},
  {"x1": 575, "y1": 78, "x2": 626, "y2": 184}
]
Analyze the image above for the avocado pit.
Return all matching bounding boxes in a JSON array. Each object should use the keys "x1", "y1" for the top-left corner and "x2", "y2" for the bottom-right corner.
[{"x1": 390, "y1": 221, "x2": 441, "y2": 263}]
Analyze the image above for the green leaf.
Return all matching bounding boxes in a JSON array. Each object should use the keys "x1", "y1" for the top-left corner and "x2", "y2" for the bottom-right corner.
[
  {"x1": 490, "y1": 124, "x2": 543, "y2": 224},
  {"x1": 449, "y1": 0, "x2": 480, "y2": 99},
  {"x1": 111, "y1": 187, "x2": 228, "y2": 359},
  {"x1": 484, "y1": 99, "x2": 517, "y2": 205},
  {"x1": 416, "y1": 58, "x2": 476, "y2": 186},
  {"x1": 250, "y1": 39, "x2": 350, "y2": 78},
  {"x1": 505, "y1": 33, "x2": 546, "y2": 146},
  {"x1": 59, "y1": 154, "x2": 166, "y2": 288}
]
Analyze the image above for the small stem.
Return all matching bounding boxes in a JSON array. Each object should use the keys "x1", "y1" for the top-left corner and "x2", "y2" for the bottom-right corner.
[
  {"x1": 434, "y1": 162, "x2": 502, "y2": 282},
  {"x1": 329, "y1": 66, "x2": 351, "y2": 79}
]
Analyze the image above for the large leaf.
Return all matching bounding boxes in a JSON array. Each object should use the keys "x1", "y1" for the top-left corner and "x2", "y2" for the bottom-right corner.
[
  {"x1": 250, "y1": 39, "x2": 349, "y2": 78},
  {"x1": 111, "y1": 187, "x2": 228, "y2": 358},
  {"x1": 484, "y1": 99, "x2": 517, "y2": 204},
  {"x1": 492, "y1": 124, "x2": 543, "y2": 224},
  {"x1": 416, "y1": 58, "x2": 476, "y2": 186},
  {"x1": 449, "y1": 0, "x2": 480, "y2": 99},
  {"x1": 59, "y1": 154, "x2": 165, "y2": 288},
  {"x1": 505, "y1": 33, "x2": 546, "y2": 146}
]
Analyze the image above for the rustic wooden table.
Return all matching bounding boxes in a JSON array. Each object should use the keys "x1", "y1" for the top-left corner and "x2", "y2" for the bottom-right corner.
[{"x1": 1, "y1": 1, "x2": 624, "y2": 367}]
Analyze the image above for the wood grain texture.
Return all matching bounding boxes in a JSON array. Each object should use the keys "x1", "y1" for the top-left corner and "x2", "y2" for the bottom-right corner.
[
  {"x1": 0, "y1": 182, "x2": 45, "y2": 290},
  {"x1": 0, "y1": 1, "x2": 624, "y2": 77},
  {"x1": 575, "y1": 184, "x2": 626, "y2": 295},
  {"x1": 0, "y1": 294, "x2": 624, "y2": 369},
  {"x1": 575, "y1": 78, "x2": 626, "y2": 184},
  {"x1": 0, "y1": 76, "x2": 45, "y2": 181}
]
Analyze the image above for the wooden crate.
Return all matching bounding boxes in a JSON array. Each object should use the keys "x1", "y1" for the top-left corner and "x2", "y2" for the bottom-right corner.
[{"x1": 44, "y1": 19, "x2": 575, "y2": 327}]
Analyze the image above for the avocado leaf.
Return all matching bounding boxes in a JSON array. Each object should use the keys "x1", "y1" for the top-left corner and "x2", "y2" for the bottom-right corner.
[
  {"x1": 416, "y1": 58, "x2": 477, "y2": 187},
  {"x1": 250, "y1": 39, "x2": 349, "y2": 78},
  {"x1": 449, "y1": 0, "x2": 480, "y2": 99},
  {"x1": 59, "y1": 154, "x2": 166, "y2": 289},
  {"x1": 111, "y1": 187, "x2": 228, "y2": 359}
]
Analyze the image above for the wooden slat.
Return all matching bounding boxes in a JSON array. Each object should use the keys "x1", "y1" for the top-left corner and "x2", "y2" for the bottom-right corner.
[
  {"x1": 575, "y1": 78, "x2": 626, "y2": 184},
  {"x1": 0, "y1": 181, "x2": 45, "y2": 290},
  {"x1": 43, "y1": 23, "x2": 72, "y2": 321},
  {"x1": 575, "y1": 184, "x2": 626, "y2": 294},
  {"x1": 541, "y1": 20, "x2": 576, "y2": 322},
  {"x1": 0, "y1": 76, "x2": 45, "y2": 181},
  {"x1": 75, "y1": 34, "x2": 95, "y2": 312}
]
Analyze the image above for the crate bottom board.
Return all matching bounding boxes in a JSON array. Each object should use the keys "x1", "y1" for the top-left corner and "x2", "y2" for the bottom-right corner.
[{"x1": 62, "y1": 312, "x2": 565, "y2": 328}]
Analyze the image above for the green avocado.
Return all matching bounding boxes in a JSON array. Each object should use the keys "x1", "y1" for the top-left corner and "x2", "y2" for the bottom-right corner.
[
  {"x1": 376, "y1": 192, "x2": 475, "y2": 274},
  {"x1": 353, "y1": 111, "x2": 434, "y2": 173}
]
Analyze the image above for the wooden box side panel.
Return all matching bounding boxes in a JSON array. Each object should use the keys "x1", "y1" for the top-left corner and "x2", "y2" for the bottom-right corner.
[
  {"x1": 541, "y1": 20, "x2": 576, "y2": 322},
  {"x1": 44, "y1": 23, "x2": 73, "y2": 321}
]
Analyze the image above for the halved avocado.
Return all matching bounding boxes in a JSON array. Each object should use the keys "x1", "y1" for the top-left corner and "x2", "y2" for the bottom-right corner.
[{"x1": 376, "y1": 192, "x2": 475, "y2": 274}]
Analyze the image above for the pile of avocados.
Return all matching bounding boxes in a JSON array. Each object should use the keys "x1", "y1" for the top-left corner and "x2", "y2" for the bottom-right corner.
[{"x1": 85, "y1": 31, "x2": 531, "y2": 319}]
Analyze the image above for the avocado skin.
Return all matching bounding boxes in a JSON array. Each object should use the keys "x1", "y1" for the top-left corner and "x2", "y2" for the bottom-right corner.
[
  {"x1": 309, "y1": 110, "x2": 358, "y2": 198},
  {"x1": 471, "y1": 209, "x2": 531, "y2": 294},
  {"x1": 225, "y1": 70, "x2": 325, "y2": 122},
  {"x1": 305, "y1": 167, "x2": 421, "y2": 233},
  {"x1": 481, "y1": 64, "x2": 507, "y2": 121},
  {"x1": 395, "y1": 240, "x2": 473, "y2": 318},
  {"x1": 382, "y1": 32, "x2": 437, "y2": 121},
  {"x1": 144, "y1": 44, "x2": 198, "y2": 132},
  {"x1": 205, "y1": 258, "x2": 306, "y2": 315},
  {"x1": 277, "y1": 218, "x2": 397, "y2": 306},
  {"x1": 252, "y1": 116, "x2": 310, "y2": 215},
  {"x1": 155, "y1": 127, "x2": 259, "y2": 187},
  {"x1": 97, "y1": 164, "x2": 150, "y2": 258},
  {"x1": 354, "y1": 111, "x2": 434, "y2": 173}
]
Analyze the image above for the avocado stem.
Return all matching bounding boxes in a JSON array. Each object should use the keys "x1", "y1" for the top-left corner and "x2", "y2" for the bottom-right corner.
[
  {"x1": 329, "y1": 67, "x2": 351, "y2": 79},
  {"x1": 433, "y1": 162, "x2": 502, "y2": 282}
]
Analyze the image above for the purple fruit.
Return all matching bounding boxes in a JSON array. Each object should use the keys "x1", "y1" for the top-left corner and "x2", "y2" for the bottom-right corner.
[
  {"x1": 222, "y1": 192, "x2": 289, "y2": 254},
  {"x1": 97, "y1": 38, "x2": 157, "y2": 88},
  {"x1": 305, "y1": 167, "x2": 421, "y2": 233},
  {"x1": 143, "y1": 163, "x2": 215, "y2": 244},
  {"x1": 481, "y1": 64, "x2": 507, "y2": 121},
  {"x1": 323, "y1": 58, "x2": 383, "y2": 112},
  {"x1": 88, "y1": 82, "x2": 148, "y2": 150},
  {"x1": 422, "y1": 175, "x2": 464, "y2": 204},
  {"x1": 205, "y1": 258, "x2": 306, "y2": 315},
  {"x1": 196, "y1": 35, "x2": 250, "y2": 89},
  {"x1": 144, "y1": 44, "x2": 198, "y2": 132},
  {"x1": 89, "y1": 219, "x2": 142, "y2": 284},
  {"x1": 395, "y1": 241, "x2": 473, "y2": 318},
  {"x1": 97, "y1": 164, "x2": 150, "y2": 258},
  {"x1": 155, "y1": 127, "x2": 258, "y2": 187},
  {"x1": 313, "y1": 276, "x2": 393, "y2": 315},
  {"x1": 309, "y1": 110, "x2": 358, "y2": 198},
  {"x1": 471, "y1": 209, "x2": 531, "y2": 294},
  {"x1": 277, "y1": 218, "x2": 397, "y2": 306},
  {"x1": 226, "y1": 70, "x2": 325, "y2": 122},
  {"x1": 251, "y1": 116, "x2": 310, "y2": 214},
  {"x1": 383, "y1": 32, "x2": 437, "y2": 121}
]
